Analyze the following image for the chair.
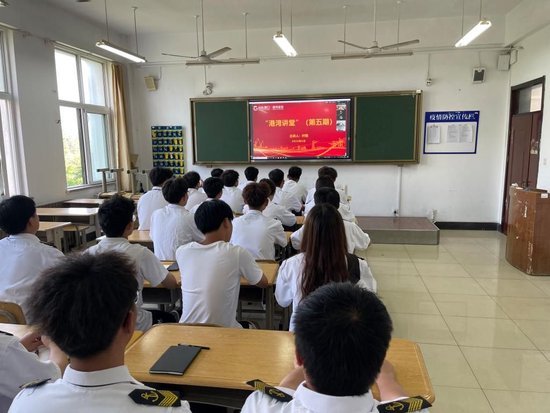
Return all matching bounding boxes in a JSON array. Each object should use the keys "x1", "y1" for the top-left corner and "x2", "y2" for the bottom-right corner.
[{"x1": 0, "y1": 302, "x2": 26, "y2": 324}]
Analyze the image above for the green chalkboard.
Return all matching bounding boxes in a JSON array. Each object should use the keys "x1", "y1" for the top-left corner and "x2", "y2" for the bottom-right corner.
[
  {"x1": 354, "y1": 94, "x2": 420, "y2": 163},
  {"x1": 192, "y1": 100, "x2": 249, "y2": 163}
]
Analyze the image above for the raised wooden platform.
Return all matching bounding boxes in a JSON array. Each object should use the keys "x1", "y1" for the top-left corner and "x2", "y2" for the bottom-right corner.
[{"x1": 357, "y1": 217, "x2": 440, "y2": 245}]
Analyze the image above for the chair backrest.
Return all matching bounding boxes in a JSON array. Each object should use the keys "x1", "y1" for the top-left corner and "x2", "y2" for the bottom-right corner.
[{"x1": 0, "y1": 302, "x2": 26, "y2": 324}]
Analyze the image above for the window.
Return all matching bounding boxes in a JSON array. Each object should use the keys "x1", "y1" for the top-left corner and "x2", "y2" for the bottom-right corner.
[{"x1": 54, "y1": 49, "x2": 112, "y2": 188}]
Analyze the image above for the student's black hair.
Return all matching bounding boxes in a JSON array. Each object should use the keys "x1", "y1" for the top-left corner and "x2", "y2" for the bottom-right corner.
[
  {"x1": 288, "y1": 166, "x2": 302, "y2": 180},
  {"x1": 149, "y1": 167, "x2": 174, "y2": 186},
  {"x1": 162, "y1": 177, "x2": 189, "y2": 204},
  {"x1": 243, "y1": 183, "x2": 268, "y2": 209},
  {"x1": 294, "y1": 283, "x2": 393, "y2": 397},
  {"x1": 259, "y1": 178, "x2": 276, "y2": 197},
  {"x1": 221, "y1": 169, "x2": 240, "y2": 187},
  {"x1": 194, "y1": 199, "x2": 234, "y2": 234},
  {"x1": 183, "y1": 171, "x2": 201, "y2": 189},
  {"x1": 315, "y1": 176, "x2": 335, "y2": 191},
  {"x1": 268, "y1": 168, "x2": 284, "y2": 187},
  {"x1": 318, "y1": 166, "x2": 337, "y2": 181},
  {"x1": 0, "y1": 195, "x2": 36, "y2": 235},
  {"x1": 211, "y1": 168, "x2": 224, "y2": 178},
  {"x1": 244, "y1": 166, "x2": 259, "y2": 181},
  {"x1": 25, "y1": 252, "x2": 138, "y2": 359},
  {"x1": 203, "y1": 177, "x2": 224, "y2": 199},
  {"x1": 314, "y1": 187, "x2": 340, "y2": 209},
  {"x1": 97, "y1": 195, "x2": 135, "y2": 237}
]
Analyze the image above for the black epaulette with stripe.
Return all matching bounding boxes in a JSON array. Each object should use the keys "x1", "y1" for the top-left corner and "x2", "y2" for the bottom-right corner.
[
  {"x1": 378, "y1": 396, "x2": 432, "y2": 412},
  {"x1": 128, "y1": 389, "x2": 181, "y2": 407},
  {"x1": 246, "y1": 379, "x2": 293, "y2": 403}
]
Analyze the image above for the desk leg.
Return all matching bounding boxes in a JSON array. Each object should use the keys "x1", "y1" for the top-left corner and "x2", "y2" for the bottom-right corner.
[
  {"x1": 266, "y1": 286, "x2": 274, "y2": 330},
  {"x1": 92, "y1": 217, "x2": 101, "y2": 238},
  {"x1": 44, "y1": 229, "x2": 54, "y2": 246},
  {"x1": 53, "y1": 228, "x2": 64, "y2": 251}
]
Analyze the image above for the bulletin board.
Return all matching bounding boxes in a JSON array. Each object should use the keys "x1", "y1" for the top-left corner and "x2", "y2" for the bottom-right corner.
[
  {"x1": 151, "y1": 126, "x2": 185, "y2": 175},
  {"x1": 424, "y1": 111, "x2": 479, "y2": 154}
]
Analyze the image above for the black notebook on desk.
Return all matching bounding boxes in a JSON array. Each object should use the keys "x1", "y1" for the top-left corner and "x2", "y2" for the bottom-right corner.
[
  {"x1": 149, "y1": 345, "x2": 201, "y2": 375},
  {"x1": 167, "y1": 262, "x2": 179, "y2": 271}
]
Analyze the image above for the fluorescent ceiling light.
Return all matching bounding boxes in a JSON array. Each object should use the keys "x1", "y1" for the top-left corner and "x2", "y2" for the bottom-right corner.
[
  {"x1": 96, "y1": 40, "x2": 146, "y2": 63},
  {"x1": 455, "y1": 19, "x2": 492, "y2": 47},
  {"x1": 273, "y1": 32, "x2": 297, "y2": 57},
  {"x1": 0, "y1": 1, "x2": 9, "y2": 6}
]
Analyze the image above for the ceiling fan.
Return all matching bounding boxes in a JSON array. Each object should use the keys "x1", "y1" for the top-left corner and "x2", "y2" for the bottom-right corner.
[
  {"x1": 162, "y1": 0, "x2": 259, "y2": 66},
  {"x1": 331, "y1": 0, "x2": 419, "y2": 60}
]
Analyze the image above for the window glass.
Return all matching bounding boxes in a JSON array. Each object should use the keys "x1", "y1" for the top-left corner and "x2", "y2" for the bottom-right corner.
[
  {"x1": 54, "y1": 50, "x2": 80, "y2": 102},
  {"x1": 82, "y1": 58, "x2": 106, "y2": 106},
  {"x1": 87, "y1": 113, "x2": 109, "y2": 182},
  {"x1": 0, "y1": 33, "x2": 5, "y2": 93},
  {"x1": 60, "y1": 106, "x2": 84, "y2": 187},
  {"x1": 530, "y1": 84, "x2": 543, "y2": 112}
]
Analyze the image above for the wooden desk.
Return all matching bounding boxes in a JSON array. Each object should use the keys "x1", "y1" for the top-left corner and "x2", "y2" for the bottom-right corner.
[
  {"x1": 37, "y1": 221, "x2": 71, "y2": 251},
  {"x1": 37, "y1": 207, "x2": 100, "y2": 238},
  {"x1": 128, "y1": 230, "x2": 153, "y2": 249},
  {"x1": 125, "y1": 324, "x2": 434, "y2": 408},
  {"x1": 64, "y1": 198, "x2": 105, "y2": 207},
  {"x1": 296, "y1": 216, "x2": 304, "y2": 226}
]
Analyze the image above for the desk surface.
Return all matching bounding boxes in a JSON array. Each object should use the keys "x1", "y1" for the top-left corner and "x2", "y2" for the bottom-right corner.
[
  {"x1": 38, "y1": 221, "x2": 72, "y2": 231},
  {"x1": 296, "y1": 216, "x2": 304, "y2": 226},
  {"x1": 37, "y1": 207, "x2": 98, "y2": 217},
  {"x1": 125, "y1": 324, "x2": 434, "y2": 403},
  {"x1": 128, "y1": 230, "x2": 152, "y2": 243},
  {"x1": 64, "y1": 198, "x2": 105, "y2": 206}
]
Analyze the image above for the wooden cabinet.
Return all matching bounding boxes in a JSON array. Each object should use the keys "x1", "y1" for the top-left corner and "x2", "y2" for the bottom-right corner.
[{"x1": 506, "y1": 187, "x2": 550, "y2": 275}]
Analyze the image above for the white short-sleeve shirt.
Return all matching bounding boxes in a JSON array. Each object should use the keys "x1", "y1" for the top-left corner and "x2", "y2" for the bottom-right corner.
[
  {"x1": 262, "y1": 200, "x2": 297, "y2": 227},
  {"x1": 273, "y1": 187, "x2": 302, "y2": 213},
  {"x1": 150, "y1": 204, "x2": 204, "y2": 260},
  {"x1": 304, "y1": 200, "x2": 355, "y2": 222},
  {"x1": 290, "y1": 220, "x2": 370, "y2": 253},
  {"x1": 189, "y1": 198, "x2": 214, "y2": 214},
  {"x1": 86, "y1": 238, "x2": 168, "y2": 331},
  {"x1": 275, "y1": 253, "x2": 376, "y2": 331},
  {"x1": 0, "y1": 234, "x2": 64, "y2": 318},
  {"x1": 137, "y1": 187, "x2": 168, "y2": 230},
  {"x1": 8, "y1": 365, "x2": 191, "y2": 413},
  {"x1": 306, "y1": 187, "x2": 349, "y2": 206},
  {"x1": 185, "y1": 188, "x2": 207, "y2": 212},
  {"x1": 230, "y1": 210, "x2": 287, "y2": 260},
  {"x1": 238, "y1": 180, "x2": 256, "y2": 191},
  {"x1": 176, "y1": 241, "x2": 263, "y2": 328},
  {"x1": 282, "y1": 180, "x2": 307, "y2": 203},
  {"x1": 220, "y1": 186, "x2": 245, "y2": 213}
]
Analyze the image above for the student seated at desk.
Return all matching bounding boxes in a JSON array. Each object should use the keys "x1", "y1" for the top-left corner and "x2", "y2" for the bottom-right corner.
[
  {"x1": 176, "y1": 200, "x2": 268, "y2": 328},
  {"x1": 269, "y1": 169, "x2": 302, "y2": 214},
  {"x1": 150, "y1": 178, "x2": 204, "y2": 261},
  {"x1": 257, "y1": 179, "x2": 297, "y2": 228},
  {"x1": 238, "y1": 166, "x2": 259, "y2": 190},
  {"x1": 242, "y1": 283, "x2": 430, "y2": 413},
  {"x1": 276, "y1": 204, "x2": 376, "y2": 331},
  {"x1": 282, "y1": 166, "x2": 307, "y2": 204},
  {"x1": 210, "y1": 168, "x2": 223, "y2": 178},
  {"x1": 137, "y1": 167, "x2": 173, "y2": 230},
  {"x1": 292, "y1": 188, "x2": 370, "y2": 253},
  {"x1": 304, "y1": 175, "x2": 355, "y2": 222},
  {"x1": 8, "y1": 252, "x2": 191, "y2": 413},
  {"x1": 87, "y1": 196, "x2": 178, "y2": 331},
  {"x1": 0, "y1": 195, "x2": 64, "y2": 318},
  {"x1": 305, "y1": 166, "x2": 349, "y2": 206},
  {"x1": 189, "y1": 177, "x2": 223, "y2": 214},
  {"x1": 230, "y1": 183, "x2": 287, "y2": 260},
  {"x1": 220, "y1": 169, "x2": 244, "y2": 214},
  {"x1": 183, "y1": 171, "x2": 207, "y2": 212}
]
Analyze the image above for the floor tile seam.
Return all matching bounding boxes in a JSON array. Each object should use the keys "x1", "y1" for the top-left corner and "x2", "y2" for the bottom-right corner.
[{"x1": 507, "y1": 317, "x2": 548, "y2": 353}]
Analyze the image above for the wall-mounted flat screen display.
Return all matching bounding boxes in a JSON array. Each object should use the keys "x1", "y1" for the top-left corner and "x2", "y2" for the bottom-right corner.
[{"x1": 249, "y1": 98, "x2": 352, "y2": 161}]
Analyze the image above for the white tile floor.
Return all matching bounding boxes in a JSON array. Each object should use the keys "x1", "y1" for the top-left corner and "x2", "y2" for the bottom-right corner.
[{"x1": 357, "y1": 230, "x2": 550, "y2": 413}]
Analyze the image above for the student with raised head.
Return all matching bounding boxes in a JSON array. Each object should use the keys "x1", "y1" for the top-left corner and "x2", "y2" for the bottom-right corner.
[
  {"x1": 268, "y1": 168, "x2": 302, "y2": 214},
  {"x1": 276, "y1": 203, "x2": 376, "y2": 331},
  {"x1": 282, "y1": 166, "x2": 307, "y2": 204},
  {"x1": 242, "y1": 283, "x2": 430, "y2": 413},
  {"x1": 220, "y1": 169, "x2": 245, "y2": 213},
  {"x1": 305, "y1": 166, "x2": 349, "y2": 206},
  {"x1": 238, "y1": 166, "x2": 259, "y2": 190},
  {"x1": 182, "y1": 171, "x2": 207, "y2": 212},
  {"x1": 189, "y1": 177, "x2": 224, "y2": 213},
  {"x1": 137, "y1": 167, "x2": 173, "y2": 230},
  {"x1": 304, "y1": 175, "x2": 355, "y2": 221},
  {"x1": 8, "y1": 252, "x2": 191, "y2": 413},
  {"x1": 176, "y1": 200, "x2": 268, "y2": 327},
  {"x1": 0, "y1": 195, "x2": 64, "y2": 318},
  {"x1": 150, "y1": 178, "x2": 204, "y2": 261},
  {"x1": 258, "y1": 179, "x2": 297, "y2": 228},
  {"x1": 87, "y1": 195, "x2": 178, "y2": 331},
  {"x1": 231, "y1": 183, "x2": 287, "y2": 260},
  {"x1": 210, "y1": 168, "x2": 224, "y2": 178},
  {"x1": 292, "y1": 188, "x2": 369, "y2": 253}
]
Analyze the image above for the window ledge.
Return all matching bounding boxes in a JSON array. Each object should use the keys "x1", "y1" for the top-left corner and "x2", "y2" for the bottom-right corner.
[{"x1": 66, "y1": 181, "x2": 115, "y2": 193}]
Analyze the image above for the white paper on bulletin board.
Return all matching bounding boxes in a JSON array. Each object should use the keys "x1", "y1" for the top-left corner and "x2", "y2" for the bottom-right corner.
[{"x1": 424, "y1": 111, "x2": 479, "y2": 154}]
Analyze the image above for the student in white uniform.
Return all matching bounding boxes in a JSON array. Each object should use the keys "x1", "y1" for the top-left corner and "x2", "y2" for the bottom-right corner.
[
  {"x1": 210, "y1": 168, "x2": 224, "y2": 178},
  {"x1": 292, "y1": 188, "x2": 370, "y2": 253},
  {"x1": 8, "y1": 252, "x2": 191, "y2": 413},
  {"x1": 276, "y1": 204, "x2": 376, "y2": 331},
  {"x1": 1, "y1": 331, "x2": 67, "y2": 413},
  {"x1": 305, "y1": 166, "x2": 349, "y2": 206},
  {"x1": 231, "y1": 183, "x2": 287, "y2": 260},
  {"x1": 220, "y1": 169, "x2": 245, "y2": 213},
  {"x1": 137, "y1": 167, "x2": 173, "y2": 230},
  {"x1": 189, "y1": 177, "x2": 224, "y2": 213},
  {"x1": 282, "y1": 166, "x2": 308, "y2": 203},
  {"x1": 183, "y1": 171, "x2": 207, "y2": 212},
  {"x1": 0, "y1": 195, "x2": 64, "y2": 318},
  {"x1": 150, "y1": 178, "x2": 204, "y2": 261},
  {"x1": 238, "y1": 166, "x2": 259, "y2": 190},
  {"x1": 269, "y1": 169, "x2": 302, "y2": 213},
  {"x1": 242, "y1": 283, "x2": 430, "y2": 413},
  {"x1": 87, "y1": 196, "x2": 178, "y2": 331},
  {"x1": 304, "y1": 176, "x2": 355, "y2": 221},
  {"x1": 176, "y1": 200, "x2": 268, "y2": 328},
  {"x1": 258, "y1": 179, "x2": 297, "y2": 228}
]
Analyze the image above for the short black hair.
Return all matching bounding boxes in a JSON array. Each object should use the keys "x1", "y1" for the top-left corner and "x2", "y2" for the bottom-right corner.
[
  {"x1": 194, "y1": 199, "x2": 233, "y2": 234},
  {"x1": 268, "y1": 168, "x2": 284, "y2": 186},
  {"x1": 183, "y1": 171, "x2": 201, "y2": 189},
  {"x1": 25, "y1": 252, "x2": 138, "y2": 359},
  {"x1": 162, "y1": 177, "x2": 188, "y2": 204},
  {"x1": 259, "y1": 178, "x2": 276, "y2": 197},
  {"x1": 203, "y1": 177, "x2": 224, "y2": 199},
  {"x1": 0, "y1": 195, "x2": 36, "y2": 235},
  {"x1": 221, "y1": 169, "x2": 239, "y2": 187},
  {"x1": 315, "y1": 176, "x2": 335, "y2": 190},
  {"x1": 318, "y1": 166, "x2": 337, "y2": 181},
  {"x1": 97, "y1": 195, "x2": 134, "y2": 237},
  {"x1": 243, "y1": 183, "x2": 268, "y2": 209},
  {"x1": 288, "y1": 166, "x2": 302, "y2": 180},
  {"x1": 149, "y1": 167, "x2": 174, "y2": 186},
  {"x1": 314, "y1": 187, "x2": 340, "y2": 209},
  {"x1": 244, "y1": 166, "x2": 259, "y2": 181},
  {"x1": 211, "y1": 168, "x2": 224, "y2": 178},
  {"x1": 294, "y1": 283, "x2": 392, "y2": 397}
]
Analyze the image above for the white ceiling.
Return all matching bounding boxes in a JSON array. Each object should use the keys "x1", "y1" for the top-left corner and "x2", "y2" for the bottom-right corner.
[{"x1": 42, "y1": 0, "x2": 523, "y2": 36}]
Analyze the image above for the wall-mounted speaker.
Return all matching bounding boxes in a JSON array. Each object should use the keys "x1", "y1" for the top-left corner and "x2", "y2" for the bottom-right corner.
[
  {"x1": 472, "y1": 67, "x2": 486, "y2": 84},
  {"x1": 497, "y1": 54, "x2": 511, "y2": 71},
  {"x1": 144, "y1": 76, "x2": 157, "y2": 91}
]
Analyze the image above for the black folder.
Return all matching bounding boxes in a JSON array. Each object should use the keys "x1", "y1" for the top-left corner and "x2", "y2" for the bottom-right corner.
[
  {"x1": 167, "y1": 262, "x2": 179, "y2": 271},
  {"x1": 149, "y1": 345, "x2": 201, "y2": 375}
]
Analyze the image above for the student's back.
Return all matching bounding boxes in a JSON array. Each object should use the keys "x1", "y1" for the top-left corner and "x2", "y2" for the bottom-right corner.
[{"x1": 136, "y1": 167, "x2": 173, "y2": 230}]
